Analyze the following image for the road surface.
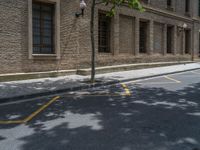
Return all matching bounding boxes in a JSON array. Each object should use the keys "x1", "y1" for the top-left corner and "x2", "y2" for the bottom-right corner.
[{"x1": 0, "y1": 70, "x2": 200, "y2": 150}]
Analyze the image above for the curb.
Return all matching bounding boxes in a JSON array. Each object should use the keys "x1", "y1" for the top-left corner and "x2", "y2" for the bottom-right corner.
[
  {"x1": 117, "y1": 67, "x2": 200, "y2": 83},
  {"x1": 0, "y1": 67, "x2": 200, "y2": 104},
  {"x1": 0, "y1": 80, "x2": 119, "y2": 104}
]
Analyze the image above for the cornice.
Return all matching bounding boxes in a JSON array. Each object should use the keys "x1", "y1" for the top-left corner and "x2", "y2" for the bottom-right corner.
[{"x1": 143, "y1": 5, "x2": 196, "y2": 23}]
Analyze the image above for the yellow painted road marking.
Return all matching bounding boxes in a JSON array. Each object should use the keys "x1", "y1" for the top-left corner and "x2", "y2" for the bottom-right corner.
[
  {"x1": 0, "y1": 96, "x2": 60, "y2": 125},
  {"x1": 0, "y1": 84, "x2": 132, "y2": 125},
  {"x1": 23, "y1": 96, "x2": 60, "y2": 123},
  {"x1": 0, "y1": 120, "x2": 24, "y2": 124},
  {"x1": 121, "y1": 83, "x2": 131, "y2": 96},
  {"x1": 164, "y1": 76, "x2": 181, "y2": 83}
]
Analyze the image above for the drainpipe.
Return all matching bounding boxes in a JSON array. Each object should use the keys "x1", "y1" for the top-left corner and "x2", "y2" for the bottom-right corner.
[
  {"x1": 191, "y1": 1, "x2": 195, "y2": 61},
  {"x1": 192, "y1": 22, "x2": 195, "y2": 61}
]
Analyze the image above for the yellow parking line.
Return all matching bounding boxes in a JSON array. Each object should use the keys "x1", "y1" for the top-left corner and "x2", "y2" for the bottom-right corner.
[
  {"x1": 0, "y1": 84, "x2": 131, "y2": 125},
  {"x1": 121, "y1": 83, "x2": 131, "y2": 96},
  {"x1": 164, "y1": 76, "x2": 181, "y2": 83},
  {"x1": 0, "y1": 96, "x2": 60, "y2": 125},
  {"x1": 0, "y1": 120, "x2": 24, "y2": 124},
  {"x1": 23, "y1": 96, "x2": 60, "y2": 123}
]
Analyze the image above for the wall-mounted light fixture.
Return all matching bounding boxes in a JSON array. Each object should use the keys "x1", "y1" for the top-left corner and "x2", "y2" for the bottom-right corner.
[
  {"x1": 75, "y1": 0, "x2": 87, "y2": 17},
  {"x1": 177, "y1": 23, "x2": 188, "y2": 34}
]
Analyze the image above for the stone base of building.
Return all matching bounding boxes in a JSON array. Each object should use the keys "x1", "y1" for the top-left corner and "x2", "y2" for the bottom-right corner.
[{"x1": 0, "y1": 61, "x2": 195, "y2": 82}]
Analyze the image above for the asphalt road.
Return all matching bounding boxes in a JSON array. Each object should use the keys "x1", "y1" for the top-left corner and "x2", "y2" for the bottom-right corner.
[{"x1": 1, "y1": 70, "x2": 200, "y2": 150}]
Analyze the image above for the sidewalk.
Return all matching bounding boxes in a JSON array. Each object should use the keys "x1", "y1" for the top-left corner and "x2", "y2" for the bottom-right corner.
[{"x1": 1, "y1": 62, "x2": 200, "y2": 102}]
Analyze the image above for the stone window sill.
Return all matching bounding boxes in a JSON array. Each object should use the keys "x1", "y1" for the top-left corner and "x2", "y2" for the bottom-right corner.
[
  {"x1": 98, "y1": 52, "x2": 113, "y2": 55},
  {"x1": 166, "y1": 6, "x2": 174, "y2": 11},
  {"x1": 165, "y1": 53, "x2": 174, "y2": 55},
  {"x1": 32, "y1": 54, "x2": 57, "y2": 57},
  {"x1": 32, "y1": 54, "x2": 58, "y2": 60},
  {"x1": 138, "y1": 53, "x2": 148, "y2": 55},
  {"x1": 185, "y1": 12, "x2": 191, "y2": 17}
]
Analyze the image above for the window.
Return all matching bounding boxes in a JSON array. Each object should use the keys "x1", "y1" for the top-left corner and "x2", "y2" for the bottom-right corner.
[
  {"x1": 199, "y1": 33, "x2": 200, "y2": 57},
  {"x1": 199, "y1": 0, "x2": 200, "y2": 16},
  {"x1": 185, "y1": 0, "x2": 190, "y2": 13},
  {"x1": 166, "y1": 0, "x2": 174, "y2": 11},
  {"x1": 185, "y1": 29, "x2": 191, "y2": 54},
  {"x1": 167, "y1": 0, "x2": 172, "y2": 7},
  {"x1": 141, "y1": 0, "x2": 149, "y2": 4},
  {"x1": 32, "y1": 1, "x2": 55, "y2": 54},
  {"x1": 139, "y1": 21, "x2": 148, "y2": 53},
  {"x1": 167, "y1": 26, "x2": 173, "y2": 54},
  {"x1": 98, "y1": 12, "x2": 111, "y2": 53}
]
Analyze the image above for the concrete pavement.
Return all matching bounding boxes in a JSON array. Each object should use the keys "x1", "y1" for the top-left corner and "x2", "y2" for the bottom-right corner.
[{"x1": 0, "y1": 62, "x2": 200, "y2": 102}]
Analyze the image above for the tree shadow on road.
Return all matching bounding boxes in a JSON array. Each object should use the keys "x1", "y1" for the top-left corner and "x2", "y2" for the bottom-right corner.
[{"x1": 1, "y1": 82, "x2": 200, "y2": 150}]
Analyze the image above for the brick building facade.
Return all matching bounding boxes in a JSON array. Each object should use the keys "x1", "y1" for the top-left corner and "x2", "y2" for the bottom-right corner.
[{"x1": 0, "y1": 0, "x2": 200, "y2": 74}]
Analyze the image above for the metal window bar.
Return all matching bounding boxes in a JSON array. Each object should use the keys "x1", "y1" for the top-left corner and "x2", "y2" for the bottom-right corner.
[
  {"x1": 33, "y1": 1, "x2": 55, "y2": 54},
  {"x1": 98, "y1": 13, "x2": 111, "y2": 53},
  {"x1": 167, "y1": 0, "x2": 172, "y2": 6}
]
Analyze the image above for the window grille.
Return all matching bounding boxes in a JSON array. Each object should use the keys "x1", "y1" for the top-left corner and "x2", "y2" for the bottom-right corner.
[
  {"x1": 198, "y1": 0, "x2": 200, "y2": 16},
  {"x1": 98, "y1": 13, "x2": 111, "y2": 53},
  {"x1": 139, "y1": 21, "x2": 147, "y2": 53},
  {"x1": 167, "y1": 0, "x2": 172, "y2": 7},
  {"x1": 32, "y1": 1, "x2": 55, "y2": 54},
  {"x1": 185, "y1": 0, "x2": 190, "y2": 13}
]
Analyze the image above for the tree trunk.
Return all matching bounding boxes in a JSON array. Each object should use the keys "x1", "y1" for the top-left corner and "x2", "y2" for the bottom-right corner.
[{"x1": 90, "y1": 0, "x2": 96, "y2": 83}]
